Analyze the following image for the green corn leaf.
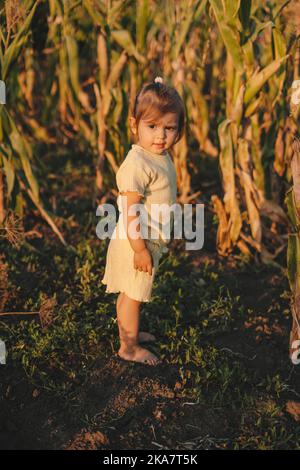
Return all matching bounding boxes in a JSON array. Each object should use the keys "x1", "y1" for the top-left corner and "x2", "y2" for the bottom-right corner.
[
  {"x1": 186, "y1": 79, "x2": 210, "y2": 141},
  {"x1": 10, "y1": 130, "x2": 40, "y2": 202},
  {"x1": 2, "y1": 0, "x2": 39, "y2": 79},
  {"x1": 209, "y1": 0, "x2": 244, "y2": 73},
  {"x1": 242, "y1": 40, "x2": 254, "y2": 76},
  {"x1": 0, "y1": 31, "x2": 4, "y2": 71},
  {"x1": 4, "y1": 108, "x2": 40, "y2": 202},
  {"x1": 165, "y1": 0, "x2": 175, "y2": 34},
  {"x1": 0, "y1": 109, "x2": 3, "y2": 141},
  {"x1": 194, "y1": 0, "x2": 208, "y2": 20},
  {"x1": 111, "y1": 87, "x2": 124, "y2": 125},
  {"x1": 108, "y1": 0, "x2": 127, "y2": 27},
  {"x1": 273, "y1": 27, "x2": 286, "y2": 59},
  {"x1": 83, "y1": 0, "x2": 106, "y2": 27},
  {"x1": 2, "y1": 154, "x2": 15, "y2": 199},
  {"x1": 136, "y1": 0, "x2": 149, "y2": 52},
  {"x1": 244, "y1": 55, "x2": 289, "y2": 105},
  {"x1": 271, "y1": 26, "x2": 286, "y2": 99},
  {"x1": 230, "y1": 83, "x2": 245, "y2": 128},
  {"x1": 247, "y1": 19, "x2": 273, "y2": 45},
  {"x1": 2, "y1": 36, "x2": 28, "y2": 80},
  {"x1": 244, "y1": 94, "x2": 262, "y2": 117},
  {"x1": 111, "y1": 30, "x2": 146, "y2": 64},
  {"x1": 104, "y1": 51, "x2": 128, "y2": 115},
  {"x1": 65, "y1": 34, "x2": 80, "y2": 95},
  {"x1": 287, "y1": 233, "x2": 300, "y2": 292},
  {"x1": 222, "y1": 0, "x2": 240, "y2": 19},
  {"x1": 286, "y1": 187, "x2": 300, "y2": 231},
  {"x1": 239, "y1": 0, "x2": 251, "y2": 30},
  {"x1": 173, "y1": 2, "x2": 201, "y2": 58}
]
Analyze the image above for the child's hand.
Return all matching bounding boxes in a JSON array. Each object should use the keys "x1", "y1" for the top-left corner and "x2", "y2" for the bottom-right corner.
[{"x1": 134, "y1": 248, "x2": 153, "y2": 275}]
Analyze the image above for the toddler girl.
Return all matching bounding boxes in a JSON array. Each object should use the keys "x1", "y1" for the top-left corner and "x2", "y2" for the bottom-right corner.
[{"x1": 101, "y1": 76, "x2": 185, "y2": 365}]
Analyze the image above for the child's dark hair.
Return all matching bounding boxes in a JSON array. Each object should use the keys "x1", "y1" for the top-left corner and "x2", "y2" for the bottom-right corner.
[{"x1": 132, "y1": 79, "x2": 186, "y2": 144}]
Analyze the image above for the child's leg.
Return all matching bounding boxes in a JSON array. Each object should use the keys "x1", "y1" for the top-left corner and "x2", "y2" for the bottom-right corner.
[
  {"x1": 116, "y1": 292, "x2": 156, "y2": 343},
  {"x1": 116, "y1": 292, "x2": 123, "y2": 313},
  {"x1": 116, "y1": 293, "x2": 160, "y2": 365}
]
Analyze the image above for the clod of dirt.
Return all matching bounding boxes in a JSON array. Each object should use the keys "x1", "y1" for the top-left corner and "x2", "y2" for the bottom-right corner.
[
  {"x1": 286, "y1": 401, "x2": 300, "y2": 422},
  {"x1": 65, "y1": 430, "x2": 109, "y2": 450}
]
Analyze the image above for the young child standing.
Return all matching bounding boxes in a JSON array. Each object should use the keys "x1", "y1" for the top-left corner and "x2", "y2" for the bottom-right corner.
[{"x1": 101, "y1": 76, "x2": 185, "y2": 365}]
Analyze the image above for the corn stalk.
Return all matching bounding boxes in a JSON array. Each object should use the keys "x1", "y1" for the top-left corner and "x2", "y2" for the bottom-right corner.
[
  {"x1": 158, "y1": 0, "x2": 219, "y2": 202},
  {"x1": 210, "y1": 0, "x2": 290, "y2": 259},
  {"x1": 0, "y1": 0, "x2": 66, "y2": 245},
  {"x1": 286, "y1": 33, "x2": 300, "y2": 360}
]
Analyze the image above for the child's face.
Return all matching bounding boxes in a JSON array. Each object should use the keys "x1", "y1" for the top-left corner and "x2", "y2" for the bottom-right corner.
[{"x1": 130, "y1": 112, "x2": 179, "y2": 155}]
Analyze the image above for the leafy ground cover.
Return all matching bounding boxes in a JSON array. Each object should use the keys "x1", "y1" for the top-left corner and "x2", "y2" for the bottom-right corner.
[{"x1": 0, "y1": 151, "x2": 299, "y2": 450}]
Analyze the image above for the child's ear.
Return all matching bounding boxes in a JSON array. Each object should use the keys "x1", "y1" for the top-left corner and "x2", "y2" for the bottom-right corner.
[{"x1": 129, "y1": 116, "x2": 137, "y2": 135}]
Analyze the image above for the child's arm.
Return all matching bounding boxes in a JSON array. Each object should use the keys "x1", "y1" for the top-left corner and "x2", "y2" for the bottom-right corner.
[{"x1": 120, "y1": 191, "x2": 153, "y2": 275}]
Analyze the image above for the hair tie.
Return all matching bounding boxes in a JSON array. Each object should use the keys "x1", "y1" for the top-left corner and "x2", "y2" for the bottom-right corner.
[{"x1": 154, "y1": 76, "x2": 163, "y2": 84}]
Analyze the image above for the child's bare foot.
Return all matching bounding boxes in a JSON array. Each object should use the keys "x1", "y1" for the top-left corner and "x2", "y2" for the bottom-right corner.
[
  {"x1": 138, "y1": 331, "x2": 156, "y2": 343},
  {"x1": 117, "y1": 346, "x2": 160, "y2": 366}
]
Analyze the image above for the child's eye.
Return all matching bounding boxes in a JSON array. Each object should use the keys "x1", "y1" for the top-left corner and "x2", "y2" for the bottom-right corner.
[{"x1": 147, "y1": 124, "x2": 176, "y2": 130}]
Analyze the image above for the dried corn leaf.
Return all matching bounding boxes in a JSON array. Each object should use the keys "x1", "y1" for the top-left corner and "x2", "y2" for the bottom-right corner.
[
  {"x1": 237, "y1": 138, "x2": 261, "y2": 245},
  {"x1": 211, "y1": 194, "x2": 231, "y2": 255},
  {"x1": 218, "y1": 119, "x2": 242, "y2": 243}
]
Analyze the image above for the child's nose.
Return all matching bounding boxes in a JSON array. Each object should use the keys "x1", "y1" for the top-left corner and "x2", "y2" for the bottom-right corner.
[{"x1": 156, "y1": 127, "x2": 166, "y2": 138}]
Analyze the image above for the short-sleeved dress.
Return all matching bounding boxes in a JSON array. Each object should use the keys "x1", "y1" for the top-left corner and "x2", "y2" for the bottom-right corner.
[{"x1": 101, "y1": 144, "x2": 177, "y2": 302}]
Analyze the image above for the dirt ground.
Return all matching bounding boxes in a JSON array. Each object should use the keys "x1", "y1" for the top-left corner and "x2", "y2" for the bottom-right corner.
[
  {"x1": 0, "y1": 160, "x2": 299, "y2": 450},
  {"x1": 0, "y1": 246, "x2": 299, "y2": 450}
]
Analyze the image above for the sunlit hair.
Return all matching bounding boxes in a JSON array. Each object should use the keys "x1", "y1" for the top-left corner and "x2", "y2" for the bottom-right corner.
[{"x1": 131, "y1": 80, "x2": 186, "y2": 144}]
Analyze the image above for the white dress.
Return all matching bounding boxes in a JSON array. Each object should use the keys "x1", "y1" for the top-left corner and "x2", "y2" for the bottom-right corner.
[{"x1": 101, "y1": 144, "x2": 177, "y2": 302}]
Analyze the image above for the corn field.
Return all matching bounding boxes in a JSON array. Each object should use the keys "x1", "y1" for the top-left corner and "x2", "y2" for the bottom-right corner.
[
  {"x1": 1, "y1": 0, "x2": 300, "y2": 450},
  {"x1": 0, "y1": 2, "x2": 300, "y2": 340}
]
